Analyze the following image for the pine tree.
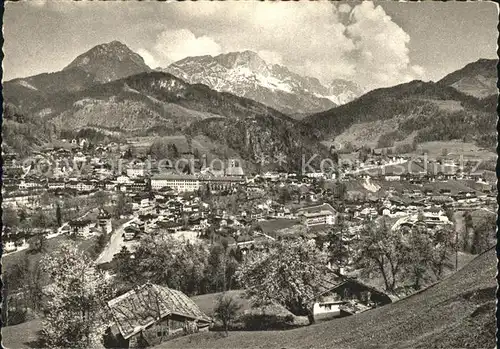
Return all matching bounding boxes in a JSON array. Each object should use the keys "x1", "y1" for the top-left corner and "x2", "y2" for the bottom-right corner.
[{"x1": 56, "y1": 203, "x2": 62, "y2": 228}]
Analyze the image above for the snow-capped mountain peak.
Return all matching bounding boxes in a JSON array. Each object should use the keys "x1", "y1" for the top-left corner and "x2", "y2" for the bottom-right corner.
[{"x1": 164, "y1": 51, "x2": 363, "y2": 116}]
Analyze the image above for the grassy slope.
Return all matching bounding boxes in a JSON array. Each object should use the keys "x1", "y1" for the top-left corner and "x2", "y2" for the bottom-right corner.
[
  {"x1": 191, "y1": 290, "x2": 252, "y2": 318},
  {"x1": 1, "y1": 319, "x2": 43, "y2": 349},
  {"x1": 3, "y1": 249, "x2": 494, "y2": 348},
  {"x1": 158, "y1": 247, "x2": 496, "y2": 349},
  {"x1": 2, "y1": 235, "x2": 98, "y2": 272}
]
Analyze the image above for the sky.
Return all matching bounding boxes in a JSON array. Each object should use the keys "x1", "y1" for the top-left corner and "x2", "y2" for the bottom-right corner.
[{"x1": 3, "y1": 1, "x2": 498, "y2": 89}]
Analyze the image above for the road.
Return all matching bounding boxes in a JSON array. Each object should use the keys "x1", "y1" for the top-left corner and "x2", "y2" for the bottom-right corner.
[{"x1": 95, "y1": 218, "x2": 135, "y2": 265}]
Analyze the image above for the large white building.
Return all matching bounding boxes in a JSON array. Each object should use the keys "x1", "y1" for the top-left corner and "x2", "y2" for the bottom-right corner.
[
  {"x1": 126, "y1": 166, "x2": 147, "y2": 179},
  {"x1": 151, "y1": 174, "x2": 245, "y2": 193},
  {"x1": 151, "y1": 174, "x2": 201, "y2": 192},
  {"x1": 297, "y1": 203, "x2": 337, "y2": 227}
]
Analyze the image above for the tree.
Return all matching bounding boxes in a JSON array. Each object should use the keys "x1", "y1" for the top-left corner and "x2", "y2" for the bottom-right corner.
[
  {"x1": 123, "y1": 147, "x2": 134, "y2": 159},
  {"x1": 31, "y1": 211, "x2": 54, "y2": 229},
  {"x1": 356, "y1": 222, "x2": 406, "y2": 293},
  {"x1": 463, "y1": 211, "x2": 473, "y2": 252},
  {"x1": 278, "y1": 187, "x2": 292, "y2": 205},
  {"x1": 56, "y1": 203, "x2": 62, "y2": 228},
  {"x1": 3, "y1": 206, "x2": 20, "y2": 231},
  {"x1": 114, "y1": 193, "x2": 131, "y2": 219},
  {"x1": 113, "y1": 246, "x2": 135, "y2": 287},
  {"x1": 430, "y1": 226, "x2": 455, "y2": 279},
  {"x1": 237, "y1": 238, "x2": 327, "y2": 323},
  {"x1": 94, "y1": 190, "x2": 108, "y2": 209},
  {"x1": 206, "y1": 244, "x2": 226, "y2": 293},
  {"x1": 403, "y1": 225, "x2": 434, "y2": 290},
  {"x1": 358, "y1": 146, "x2": 371, "y2": 163},
  {"x1": 333, "y1": 182, "x2": 347, "y2": 201},
  {"x1": 471, "y1": 214, "x2": 495, "y2": 254},
  {"x1": 39, "y1": 242, "x2": 111, "y2": 348},
  {"x1": 326, "y1": 216, "x2": 349, "y2": 270},
  {"x1": 28, "y1": 233, "x2": 47, "y2": 254},
  {"x1": 93, "y1": 232, "x2": 109, "y2": 258},
  {"x1": 116, "y1": 235, "x2": 210, "y2": 295},
  {"x1": 214, "y1": 293, "x2": 242, "y2": 337}
]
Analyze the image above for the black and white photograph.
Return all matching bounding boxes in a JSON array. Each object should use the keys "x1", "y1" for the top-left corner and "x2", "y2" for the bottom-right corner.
[{"x1": 1, "y1": 1, "x2": 498, "y2": 348}]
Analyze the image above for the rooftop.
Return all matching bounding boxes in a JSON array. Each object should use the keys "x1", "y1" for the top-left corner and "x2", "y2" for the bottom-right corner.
[{"x1": 107, "y1": 283, "x2": 211, "y2": 339}]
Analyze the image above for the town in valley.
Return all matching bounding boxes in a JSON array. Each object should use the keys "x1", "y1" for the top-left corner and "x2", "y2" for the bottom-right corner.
[{"x1": 2, "y1": 2, "x2": 498, "y2": 349}]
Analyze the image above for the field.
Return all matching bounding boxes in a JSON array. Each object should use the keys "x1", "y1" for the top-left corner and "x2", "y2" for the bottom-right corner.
[
  {"x1": 327, "y1": 117, "x2": 401, "y2": 149},
  {"x1": 157, "y1": 248, "x2": 497, "y2": 349},
  {"x1": 191, "y1": 290, "x2": 251, "y2": 317},
  {"x1": 1, "y1": 318, "x2": 42, "y2": 349},
  {"x1": 341, "y1": 179, "x2": 485, "y2": 199},
  {"x1": 192, "y1": 290, "x2": 308, "y2": 331},
  {"x1": 420, "y1": 98, "x2": 464, "y2": 112},
  {"x1": 256, "y1": 219, "x2": 301, "y2": 236},
  {"x1": 2, "y1": 234, "x2": 99, "y2": 276},
  {"x1": 413, "y1": 140, "x2": 496, "y2": 160},
  {"x1": 329, "y1": 139, "x2": 496, "y2": 163}
]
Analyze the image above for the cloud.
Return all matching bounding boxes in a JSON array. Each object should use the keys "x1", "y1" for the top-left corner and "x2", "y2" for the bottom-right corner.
[
  {"x1": 343, "y1": 2, "x2": 425, "y2": 87},
  {"x1": 137, "y1": 49, "x2": 157, "y2": 69},
  {"x1": 257, "y1": 50, "x2": 283, "y2": 66},
  {"x1": 148, "y1": 29, "x2": 222, "y2": 66},
  {"x1": 135, "y1": 1, "x2": 424, "y2": 89}
]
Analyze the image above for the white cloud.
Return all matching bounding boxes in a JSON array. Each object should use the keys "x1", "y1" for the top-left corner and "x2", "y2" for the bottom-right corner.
[
  {"x1": 257, "y1": 50, "x2": 283, "y2": 66},
  {"x1": 411, "y1": 65, "x2": 426, "y2": 78},
  {"x1": 341, "y1": 2, "x2": 426, "y2": 87},
  {"x1": 151, "y1": 29, "x2": 222, "y2": 65},
  {"x1": 137, "y1": 48, "x2": 157, "y2": 69},
  {"x1": 138, "y1": 1, "x2": 424, "y2": 89}
]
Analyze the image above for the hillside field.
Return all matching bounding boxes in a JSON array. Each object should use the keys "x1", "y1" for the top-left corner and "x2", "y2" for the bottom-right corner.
[{"x1": 158, "y1": 247, "x2": 496, "y2": 349}]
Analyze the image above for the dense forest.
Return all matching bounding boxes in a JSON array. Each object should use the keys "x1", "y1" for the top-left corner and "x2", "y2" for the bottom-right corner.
[{"x1": 306, "y1": 79, "x2": 497, "y2": 150}]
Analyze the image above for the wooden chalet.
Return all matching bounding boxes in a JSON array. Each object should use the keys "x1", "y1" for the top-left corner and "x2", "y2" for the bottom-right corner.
[
  {"x1": 313, "y1": 271, "x2": 392, "y2": 322},
  {"x1": 105, "y1": 283, "x2": 211, "y2": 348}
]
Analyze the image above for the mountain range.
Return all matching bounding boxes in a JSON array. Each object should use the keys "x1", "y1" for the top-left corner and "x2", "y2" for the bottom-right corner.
[
  {"x1": 305, "y1": 58, "x2": 498, "y2": 150},
  {"x1": 2, "y1": 42, "x2": 329, "y2": 170},
  {"x1": 2, "y1": 40, "x2": 497, "y2": 165},
  {"x1": 164, "y1": 51, "x2": 364, "y2": 116}
]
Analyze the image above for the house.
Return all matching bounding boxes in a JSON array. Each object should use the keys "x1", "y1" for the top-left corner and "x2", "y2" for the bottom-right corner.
[
  {"x1": 381, "y1": 207, "x2": 391, "y2": 216},
  {"x1": 262, "y1": 172, "x2": 280, "y2": 180},
  {"x1": 47, "y1": 179, "x2": 66, "y2": 190},
  {"x1": 123, "y1": 225, "x2": 140, "y2": 241},
  {"x1": 68, "y1": 219, "x2": 93, "y2": 237},
  {"x1": 4, "y1": 241, "x2": 17, "y2": 253},
  {"x1": 117, "y1": 175, "x2": 133, "y2": 185},
  {"x1": 105, "y1": 283, "x2": 211, "y2": 348},
  {"x1": 201, "y1": 176, "x2": 245, "y2": 192},
  {"x1": 313, "y1": 272, "x2": 392, "y2": 322},
  {"x1": 297, "y1": 203, "x2": 337, "y2": 227},
  {"x1": 156, "y1": 221, "x2": 184, "y2": 233},
  {"x1": 3, "y1": 193, "x2": 41, "y2": 208},
  {"x1": 98, "y1": 208, "x2": 113, "y2": 234},
  {"x1": 224, "y1": 159, "x2": 245, "y2": 177},
  {"x1": 126, "y1": 164, "x2": 147, "y2": 179}
]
